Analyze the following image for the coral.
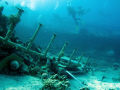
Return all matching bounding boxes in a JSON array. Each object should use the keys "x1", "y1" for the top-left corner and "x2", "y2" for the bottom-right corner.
[
  {"x1": 9, "y1": 14, "x2": 20, "y2": 30},
  {"x1": 9, "y1": 7, "x2": 24, "y2": 30},
  {"x1": 41, "y1": 73, "x2": 48, "y2": 80},
  {"x1": 10, "y1": 60, "x2": 19, "y2": 70},
  {"x1": 19, "y1": 62, "x2": 29, "y2": 74},
  {"x1": 0, "y1": 6, "x2": 8, "y2": 36},
  {"x1": 51, "y1": 74, "x2": 59, "y2": 79},
  {"x1": 29, "y1": 66, "x2": 41, "y2": 76},
  {"x1": 42, "y1": 78, "x2": 56, "y2": 90},
  {"x1": 79, "y1": 87, "x2": 90, "y2": 90},
  {"x1": 41, "y1": 74, "x2": 70, "y2": 90},
  {"x1": 0, "y1": 54, "x2": 23, "y2": 71}
]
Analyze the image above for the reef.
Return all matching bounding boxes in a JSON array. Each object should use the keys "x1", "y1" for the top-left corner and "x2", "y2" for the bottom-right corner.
[{"x1": 41, "y1": 74, "x2": 70, "y2": 90}]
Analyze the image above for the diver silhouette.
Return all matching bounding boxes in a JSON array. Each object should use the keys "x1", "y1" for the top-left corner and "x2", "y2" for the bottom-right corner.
[
  {"x1": 77, "y1": 6, "x2": 90, "y2": 16},
  {"x1": 67, "y1": 5, "x2": 80, "y2": 25}
]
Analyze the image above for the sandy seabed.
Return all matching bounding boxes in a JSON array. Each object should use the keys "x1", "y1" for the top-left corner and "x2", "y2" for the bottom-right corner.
[
  {"x1": 70, "y1": 67, "x2": 120, "y2": 90},
  {"x1": 0, "y1": 67, "x2": 120, "y2": 90},
  {"x1": 0, "y1": 75, "x2": 43, "y2": 90}
]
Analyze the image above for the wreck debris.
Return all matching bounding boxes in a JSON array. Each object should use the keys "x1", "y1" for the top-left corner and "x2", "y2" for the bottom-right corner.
[
  {"x1": 78, "y1": 53, "x2": 84, "y2": 65},
  {"x1": 68, "y1": 48, "x2": 76, "y2": 65},
  {"x1": 9, "y1": 7, "x2": 24, "y2": 30},
  {"x1": 57, "y1": 42, "x2": 68, "y2": 62},
  {"x1": 66, "y1": 70, "x2": 84, "y2": 87},
  {"x1": 0, "y1": 6, "x2": 8, "y2": 36},
  {"x1": 84, "y1": 56, "x2": 90, "y2": 66},
  {"x1": 44, "y1": 34, "x2": 57, "y2": 57},
  {"x1": 0, "y1": 5, "x2": 106, "y2": 90},
  {"x1": 90, "y1": 59, "x2": 95, "y2": 67},
  {"x1": 27, "y1": 23, "x2": 42, "y2": 50}
]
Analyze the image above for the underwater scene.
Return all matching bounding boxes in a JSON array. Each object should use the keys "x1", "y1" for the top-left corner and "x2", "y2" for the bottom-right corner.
[{"x1": 0, "y1": 0, "x2": 120, "y2": 90}]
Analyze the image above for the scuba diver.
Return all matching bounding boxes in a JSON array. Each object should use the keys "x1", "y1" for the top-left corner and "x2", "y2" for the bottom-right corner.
[
  {"x1": 67, "y1": 5, "x2": 90, "y2": 26},
  {"x1": 67, "y1": 5, "x2": 80, "y2": 25},
  {"x1": 77, "y1": 6, "x2": 90, "y2": 16}
]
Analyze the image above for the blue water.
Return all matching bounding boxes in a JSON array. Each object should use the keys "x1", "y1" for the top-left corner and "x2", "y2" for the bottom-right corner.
[{"x1": 1, "y1": 0, "x2": 120, "y2": 60}]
